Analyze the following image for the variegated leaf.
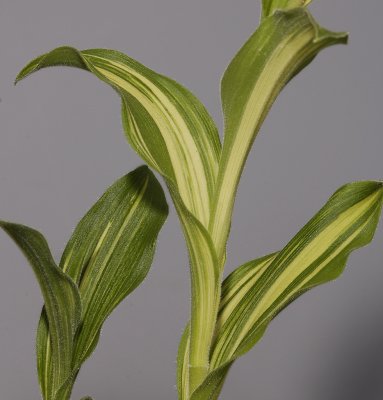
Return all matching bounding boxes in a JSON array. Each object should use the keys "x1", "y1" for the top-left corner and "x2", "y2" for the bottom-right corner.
[
  {"x1": 177, "y1": 324, "x2": 190, "y2": 400},
  {"x1": 191, "y1": 180, "x2": 383, "y2": 399},
  {"x1": 15, "y1": 47, "x2": 220, "y2": 228},
  {"x1": 16, "y1": 46, "x2": 221, "y2": 392},
  {"x1": 34, "y1": 166, "x2": 168, "y2": 400},
  {"x1": 209, "y1": 7, "x2": 348, "y2": 262},
  {"x1": 70, "y1": 166, "x2": 168, "y2": 366}
]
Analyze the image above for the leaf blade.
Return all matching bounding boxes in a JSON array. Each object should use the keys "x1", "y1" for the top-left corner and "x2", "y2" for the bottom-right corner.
[
  {"x1": 16, "y1": 49, "x2": 222, "y2": 390},
  {"x1": 210, "y1": 8, "x2": 348, "y2": 262},
  {"x1": 16, "y1": 47, "x2": 220, "y2": 228},
  {"x1": 71, "y1": 166, "x2": 168, "y2": 366},
  {"x1": 211, "y1": 181, "x2": 383, "y2": 368},
  {"x1": 34, "y1": 166, "x2": 168, "y2": 399},
  {"x1": 190, "y1": 181, "x2": 383, "y2": 399},
  {"x1": 0, "y1": 222, "x2": 81, "y2": 399}
]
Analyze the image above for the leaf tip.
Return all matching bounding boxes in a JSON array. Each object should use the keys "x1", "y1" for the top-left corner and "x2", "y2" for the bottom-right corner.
[
  {"x1": 14, "y1": 58, "x2": 40, "y2": 85},
  {"x1": 308, "y1": 13, "x2": 349, "y2": 46},
  {"x1": 15, "y1": 46, "x2": 88, "y2": 85}
]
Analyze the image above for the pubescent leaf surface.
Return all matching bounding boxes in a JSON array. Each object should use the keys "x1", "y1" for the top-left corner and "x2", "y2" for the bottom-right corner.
[
  {"x1": 190, "y1": 4, "x2": 348, "y2": 392},
  {"x1": 15, "y1": 47, "x2": 220, "y2": 228},
  {"x1": 14, "y1": 2, "x2": 362, "y2": 400},
  {"x1": 0, "y1": 222, "x2": 81, "y2": 399},
  {"x1": 64, "y1": 166, "x2": 168, "y2": 365},
  {"x1": 210, "y1": 7, "x2": 348, "y2": 262},
  {"x1": 16, "y1": 45, "x2": 221, "y2": 393},
  {"x1": 36, "y1": 166, "x2": 168, "y2": 400},
  {"x1": 191, "y1": 180, "x2": 383, "y2": 399}
]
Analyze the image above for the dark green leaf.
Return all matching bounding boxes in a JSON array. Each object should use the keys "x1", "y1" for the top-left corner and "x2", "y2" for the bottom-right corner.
[
  {"x1": 35, "y1": 166, "x2": 168, "y2": 399},
  {"x1": 0, "y1": 222, "x2": 81, "y2": 398}
]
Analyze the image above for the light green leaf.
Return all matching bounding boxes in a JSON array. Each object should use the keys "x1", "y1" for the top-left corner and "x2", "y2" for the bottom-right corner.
[
  {"x1": 209, "y1": 7, "x2": 348, "y2": 262},
  {"x1": 169, "y1": 185, "x2": 220, "y2": 393},
  {"x1": 0, "y1": 222, "x2": 81, "y2": 399},
  {"x1": 190, "y1": 256, "x2": 277, "y2": 399},
  {"x1": 16, "y1": 46, "x2": 221, "y2": 393},
  {"x1": 213, "y1": 180, "x2": 383, "y2": 368},
  {"x1": 262, "y1": 0, "x2": 312, "y2": 20},
  {"x1": 35, "y1": 166, "x2": 168, "y2": 399}
]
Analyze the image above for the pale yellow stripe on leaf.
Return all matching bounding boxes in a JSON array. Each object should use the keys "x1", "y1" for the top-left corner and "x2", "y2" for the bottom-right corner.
[
  {"x1": 61, "y1": 247, "x2": 74, "y2": 273},
  {"x1": 44, "y1": 337, "x2": 51, "y2": 398},
  {"x1": 219, "y1": 256, "x2": 275, "y2": 321},
  {"x1": 187, "y1": 228, "x2": 217, "y2": 367},
  {"x1": 85, "y1": 222, "x2": 112, "y2": 273},
  {"x1": 92, "y1": 62, "x2": 210, "y2": 225},
  {"x1": 293, "y1": 216, "x2": 373, "y2": 294},
  {"x1": 226, "y1": 215, "x2": 374, "y2": 362},
  {"x1": 182, "y1": 336, "x2": 190, "y2": 400},
  {"x1": 79, "y1": 176, "x2": 148, "y2": 302},
  {"x1": 219, "y1": 192, "x2": 380, "y2": 361},
  {"x1": 255, "y1": 192, "x2": 380, "y2": 313},
  {"x1": 211, "y1": 28, "x2": 314, "y2": 257},
  {"x1": 126, "y1": 108, "x2": 162, "y2": 171}
]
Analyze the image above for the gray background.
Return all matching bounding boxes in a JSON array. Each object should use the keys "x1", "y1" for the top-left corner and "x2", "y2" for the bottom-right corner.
[{"x1": 1, "y1": 0, "x2": 383, "y2": 399}]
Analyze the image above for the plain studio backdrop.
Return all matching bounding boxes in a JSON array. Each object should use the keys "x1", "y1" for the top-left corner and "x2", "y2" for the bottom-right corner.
[{"x1": 1, "y1": 0, "x2": 383, "y2": 399}]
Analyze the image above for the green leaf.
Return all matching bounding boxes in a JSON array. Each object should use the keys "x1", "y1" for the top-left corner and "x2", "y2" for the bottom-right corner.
[
  {"x1": 15, "y1": 47, "x2": 221, "y2": 229},
  {"x1": 71, "y1": 166, "x2": 168, "y2": 364},
  {"x1": 14, "y1": 6, "x2": 351, "y2": 398},
  {"x1": 0, "y1": 222, "x2": 81, "y2": 398},
  {"x1": 177, "y1": 324, "x2": 190, "y2": 400},
  {"x1": 190, "y1": 363, "x2": 231, "y2": 400},
  {"x1": 16, "y1": 46, "x2": 221, "y2": 392},
  {"x1": 192, "y1": 180, "x2": 383, "y2": 398},
  {"x1": 209, "y1": 7, "x2": 348, "y2": 262},
  {"x1": 35, "y1": 166, "x2": 168, "y2": 399}
]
